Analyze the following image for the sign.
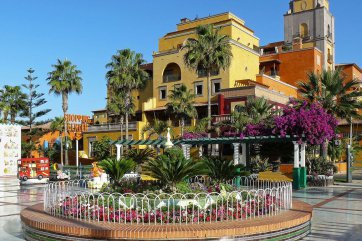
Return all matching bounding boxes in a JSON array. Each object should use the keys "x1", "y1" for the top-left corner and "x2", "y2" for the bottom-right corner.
[
  {"x1": 0, "y1": 124, "x2": 21, "y2": 176},
  {"x1": 64, "y1": 114, "x2": 91, "y2": 133}
]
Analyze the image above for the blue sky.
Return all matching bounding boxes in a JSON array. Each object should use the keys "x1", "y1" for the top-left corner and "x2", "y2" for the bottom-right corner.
[{"x1": 0, "y1": 0, "x2": 361, "y2": 119}]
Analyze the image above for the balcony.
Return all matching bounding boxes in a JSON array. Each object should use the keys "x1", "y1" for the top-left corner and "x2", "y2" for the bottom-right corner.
[
  {"x1": 163, "y1": 74, "x2": 181, "y2": 82},
  {"x1": 86, "y1": 122, "x2": 137, "y2": 132},
  {"x1": 212, "y1": 114, "x2": 233, "y2": 124},
  {"x1": 197, "y1": 68, "x2": 220, "y2": 78}
]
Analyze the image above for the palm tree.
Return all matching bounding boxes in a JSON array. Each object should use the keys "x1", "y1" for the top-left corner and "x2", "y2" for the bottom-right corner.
[
  {"x1": 107, "y1": 91, "x2": 134, "y2": 141},
  {"x1": 183, "y1": 24, "x2": 232, "y2": 130},
  {"x1": 143, "y1": 147, "x2": 206, "y2": 190},
  {"x1": 0, "y1": 85, "x2": 27, "y2": 123},
  {"x1": 98, "y1": 158, "x2": 136, "y2": 186},
  {"x1": 237, "y1": 97, "x2": 275, "y2": 124},
  {"x1": 299, "y1": 69, "x2": 362, "y2": 120},
  {"x1": 106, "y1": 49, "x2": 149, "y2": 141},
  {"x1": 141, "y1": 118, "x2": 169, "y2": 139},
  {"x1": 166, "y1": 84, "x2": 197, "y2": 137},
  {"x1": 222, "y1": 97, "x2": 275, "y2": 134},
  {"x1": 124, "y1": 148, "x2": 156, "y2": 173},
  {"x1": 50, "y1": 117, "x2": 64, "y2": 165},
  {"x1": 47, "y1": 59, "x2": 83, "y2": 165}
]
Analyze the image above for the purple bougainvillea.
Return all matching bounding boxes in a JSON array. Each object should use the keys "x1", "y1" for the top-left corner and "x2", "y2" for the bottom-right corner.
[
  {"x1": 244, "y1": 123, "x2": 273, "y2": 137},
  {"x1": 183, "y1": 132, "x2": 208, "y2": 139},
  {"x1": 272, "y1": 100, "x2": 338, "y2": 145}
]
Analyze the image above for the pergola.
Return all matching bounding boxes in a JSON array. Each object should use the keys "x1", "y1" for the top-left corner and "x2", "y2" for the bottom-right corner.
[{"x1": 113, "y1": 135, "x2": 307, "y2": 189}]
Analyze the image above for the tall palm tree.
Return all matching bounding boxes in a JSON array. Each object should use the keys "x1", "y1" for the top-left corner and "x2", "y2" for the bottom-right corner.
[
  {"x1": 0, "y1": 85, "x2": 27, "y2": 123},
  {"x1": 183, "y1": 24, "x2": 232, "y2": 130},
  {"x1": 47, "y1": 59, "x2": 83, "y2": 165},
  {"x1": 107, "y1": 91, "x2": 134, "y2": 141},
  {"x1": 299, "y1": 69, "x2": 362, "y2": 120},
  {"x1": 166, "y1": 84, "x2": 197, "y2": 137},
  {"x1": 50, "y1": 117, "x2": 64, "y2": 165},
  {"x1": 106, "y1": 49, "x2": 149, "y2": 140}
]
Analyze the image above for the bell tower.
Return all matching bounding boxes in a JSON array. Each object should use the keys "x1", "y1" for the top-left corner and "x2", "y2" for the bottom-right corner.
[{"x1": 284, "y1": 0, "x2": 335, "y2": 70}]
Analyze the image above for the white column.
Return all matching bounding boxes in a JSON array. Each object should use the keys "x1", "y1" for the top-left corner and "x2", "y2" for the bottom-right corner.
[
  {"x1": 186, "y1": 144, "x2": 191, "y2": 159},
  {"x1": 300, "y1": 143, "x2": 306, "y2": 167},
  {"x1": 199, "y1": 145, "x2": 203, "y2": 157},
  {"x1": 233, "y1": 143, "x2": 240, "y2": 165},
  {"x1": 116, "y1": 144, "x2": 122, "y2": 160},
  {"x1": 293, "y1": 141, "x2": 300, "y2": 168},
  {"x1": 240, "y1": 143, "x2": 246, "y2": 166},
  {"x1": 182, "y1": 144, "x2": 191, "y2": 159}
]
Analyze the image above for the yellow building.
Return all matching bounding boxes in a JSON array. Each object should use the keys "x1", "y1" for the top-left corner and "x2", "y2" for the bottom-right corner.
[{"x1": 82, "y1": 12, "x2": 302, "y2": 157}]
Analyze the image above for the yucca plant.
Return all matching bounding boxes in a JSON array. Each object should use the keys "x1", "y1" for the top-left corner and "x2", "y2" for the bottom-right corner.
[
  {"x1": 98, "y1": 158, "x2": 136, "y2": 186},
  {"x1": 143, "y1": 147, "x2": 207, "y2": 190}
]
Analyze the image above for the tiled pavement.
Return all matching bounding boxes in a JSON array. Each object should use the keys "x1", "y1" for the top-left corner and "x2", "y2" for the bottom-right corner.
[
  {"x1": 0, "y1": 176, "x2": 362, "y2": 241},
  {"x1": 0, "y1": 177, "x2": 44, "y2": 241}
]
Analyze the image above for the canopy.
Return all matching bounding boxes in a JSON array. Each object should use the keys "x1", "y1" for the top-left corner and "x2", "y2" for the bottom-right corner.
[{"x1": 113, "y1": 135, "x2": 303, "y2": 146}]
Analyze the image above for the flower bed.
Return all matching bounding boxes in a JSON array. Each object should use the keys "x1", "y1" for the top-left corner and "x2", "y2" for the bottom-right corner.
[{"x1": 44, "y1": 179, "x2": 292, "y2": 225}]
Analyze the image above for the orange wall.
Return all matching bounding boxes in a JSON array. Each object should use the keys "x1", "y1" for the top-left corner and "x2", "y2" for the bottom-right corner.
[
  {"x1": 260, "y1": 48, "x2": 323, "y2": 87},
  {"x1": 339, "y1": 65, "x2": 362, "y2": 82}
]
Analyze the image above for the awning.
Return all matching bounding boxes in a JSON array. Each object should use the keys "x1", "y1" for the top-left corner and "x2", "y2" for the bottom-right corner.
[
  {"x1": 113, "y1": 135, "x2": 303, "y2": 146},
  {"x1": 113, "y1": 139, "x2": 183, "y2": 146}
]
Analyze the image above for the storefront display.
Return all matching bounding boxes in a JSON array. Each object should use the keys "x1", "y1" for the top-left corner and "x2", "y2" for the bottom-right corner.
[{"x1": 0, "y1": 124, "x2": 21, "y2": 176}]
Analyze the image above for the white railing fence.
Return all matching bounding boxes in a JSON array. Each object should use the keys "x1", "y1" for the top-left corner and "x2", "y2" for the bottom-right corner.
[{"x1": 44, "y1": 177, "x2": 292, "y2": 225}]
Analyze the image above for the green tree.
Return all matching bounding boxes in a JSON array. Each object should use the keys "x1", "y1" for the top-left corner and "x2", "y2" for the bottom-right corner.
[
  {"x1": 143, "y1": 147, "x2": 207, "y2": 190},
  {"x1": 106, "y1": 49, "x2": 149, "y2": 140},
  {"x1": 47, "y1": 59, "x2": 83, "y2": 165},
  {"x1": 166, "y1": 84, "x2": 197, "y2": 137},
  {"x1": 21, "y1": 68, "x2": 51, "y2": 155},
  {"x1": 221, "y1": 97, "x2": 275, "y2": 134},
  {"x1": 183, "y1": 24, "x2": 232, "y2": 130},
  {"x1": 50, "y1": 117, "x2": 64, "y2": 165},
  {"x1": 92, "y1": 136, "x2": 112, "y2": 161},
  {"x1": 203, "y1": 156, "x2": 237, "y2": 182},
  {"x1": 22, "y1": 68, "x2": 51, "y2": 131},
  {"x1": 0, "y1": 85, "x2": 27, "y2": 123},
  {"x1": 98, "y1": 158, "x2": 136, "y2": 186},
  {"x1": 107, "y1": 90, "x2": 134, "y2": 141},
  {"x1": 141, "y1": 118, "x2": 169, "y2": 139},
  {"x1": 299, "y1": 69, "x2": 362, "y2": 120},
  {"x1": 124, "y1": 148, "x2": 156, "y2": 173}
]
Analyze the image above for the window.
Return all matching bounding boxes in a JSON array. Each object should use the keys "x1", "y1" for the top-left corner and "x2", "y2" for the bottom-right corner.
[
  {"x1": 163, "y1": 63, "x2": 181, "y2": 83},
  {"x1": 300, "y1": 23, "x2": 309, "y2": 38},
  {"x1": 122, "y1": 135, "x2": 133, "y2": 140},
  {"x1": 159, "y1": 86, "x2": 167, "y2": 100},
  {"x1": 212, "y1": 79, "x2": 221, "y2": 95},
  {"x1": 194, "y1": 82, "x2": 203, "y2": 96}
]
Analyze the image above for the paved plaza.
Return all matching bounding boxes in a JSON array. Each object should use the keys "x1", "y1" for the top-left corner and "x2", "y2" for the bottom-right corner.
[{"x1": 0, "y1": 176, "x2": 361, "y2": 241}]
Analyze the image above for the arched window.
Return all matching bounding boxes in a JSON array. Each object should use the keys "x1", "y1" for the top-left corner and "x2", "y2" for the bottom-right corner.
[
  {"x1": 163, "y1": 63, "x2": 181, "y2": 83},
  {"x1": 327, "y1": 24, "x2": 331, "y2": 37},
  {"x1": 300, "y1": 23, "x2": 309, "y2": 38}
]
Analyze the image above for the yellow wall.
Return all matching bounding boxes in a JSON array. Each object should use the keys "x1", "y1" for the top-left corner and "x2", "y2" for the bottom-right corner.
[
  {"x1": 293, "y1": 0, "x2": 329, "y2": 13},
  {"x1": 153, "y1": 12, "x2": 260, "y2": 109}
]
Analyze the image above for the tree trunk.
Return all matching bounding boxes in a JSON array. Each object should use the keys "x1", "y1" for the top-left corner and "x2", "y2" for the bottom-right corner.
[
  {"x1": 181, "y1": 117, "x2": 185, "y2": 137},
  {"x1": 60, "y1": 136, "x2": 64, "y2": 165},
  {"x1": 207, "y1": 71, "x2": 212, "y2": 155},
  {"x1": 125, "y1": 112, "x2": 129, "y2": 141},
  {"x1": 62, "y1": 94, "x2": 69, "y2": 166},
  {"x1": 207, "y1": 71, "x2": 212, "y2": 132},
  {"x1": 120, "y1": 116, "x2": 124, "y2": 141},
  {"x1": 125, "y1": 91, "x2": 130, "y2": 141}
]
